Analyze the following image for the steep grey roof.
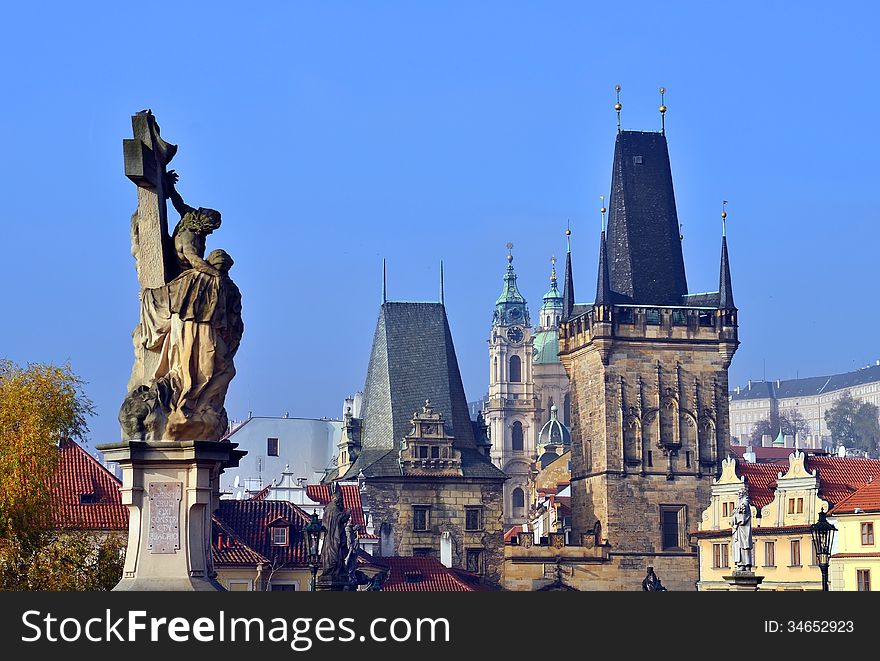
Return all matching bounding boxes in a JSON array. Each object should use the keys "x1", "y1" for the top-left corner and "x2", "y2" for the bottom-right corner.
[
  {"x1": 561, "y1": 250, "x2": 575, "y2": 320},
  {"x1": 719, "y1": 235, "x2": 735, "y2": 309},
  {"x1": 606, "y1": 131, "x2": 688, "y2": 305},
  {"x1": 595, "y1": 230, "x2": 612, "y2": 306},
  {"x1": 731, "y1": 364, "x2": 880, "y2": 402},
  {"x1": 360, "y1": 302, "x2": 477, "y2": 451}
]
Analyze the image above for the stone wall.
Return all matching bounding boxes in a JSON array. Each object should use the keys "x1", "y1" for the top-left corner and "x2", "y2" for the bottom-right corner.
[{"x1": 364, "y1": 478, "x2": 505, "y2": 585}]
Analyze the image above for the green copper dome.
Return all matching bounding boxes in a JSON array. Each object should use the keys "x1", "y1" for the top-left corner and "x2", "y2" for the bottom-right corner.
[
  {"x1": 538, "y1": 405, "x2": 571, "y2": 447},
  {"x1": 532, "y1": 328, "x2": 560, "y2": 364},
  {"x1": 541, "y1": 258, "x2": 563, "y2": 311},
  {"x1": 493, "y1": 252, "x2": 529, "y2": 326}
]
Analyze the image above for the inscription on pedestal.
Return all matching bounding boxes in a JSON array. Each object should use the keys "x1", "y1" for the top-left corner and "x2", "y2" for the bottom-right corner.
[{"x1": 148, "y1": 482, "x2": 182, "y2": 554}]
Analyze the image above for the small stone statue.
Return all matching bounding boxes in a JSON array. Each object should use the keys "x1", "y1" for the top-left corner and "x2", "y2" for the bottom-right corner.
[
  {"x1": 642, "y1": 566, "x2": 667, "y2": 591},
  {"x1": 731, "y1": 486, "x2": 753, "y2": 572},
  {"x1": 320, "y1": 484, "x2": 352, "y2": 584}
]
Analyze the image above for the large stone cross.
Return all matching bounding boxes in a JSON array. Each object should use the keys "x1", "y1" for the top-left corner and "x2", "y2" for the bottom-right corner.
[{"x1": 123, "y1": 110, "x2": 177, "y2": 290}]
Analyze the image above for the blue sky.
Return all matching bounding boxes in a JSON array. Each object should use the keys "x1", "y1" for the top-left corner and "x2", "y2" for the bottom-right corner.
[{"x1": 1, "y1": 2, "x2": 878, "y2": 449}]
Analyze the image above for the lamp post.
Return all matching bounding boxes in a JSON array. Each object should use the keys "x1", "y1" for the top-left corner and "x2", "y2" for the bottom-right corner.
[
  {"x1": 305, "y1": 511, "x2": 325, "y2": 592},
  {"x1": 810, "y1": 509, "x2": 837, "y2": 592}
]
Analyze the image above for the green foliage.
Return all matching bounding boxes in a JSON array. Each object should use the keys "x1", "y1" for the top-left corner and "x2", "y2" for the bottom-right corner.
[
  {"x1": 824, "y1": 392, "x2": 880, "y2": 453},
  {"x1": 0, "y1": 360, "x2": 94, "y2": 541},
  {"x1": 749, "y1": 409, "x2": 811, "y2": 446},
  {"x1": 1, "y1": 531, "x2": 125, "y2": 591},
  {"x1": 0, "y1": 359, "x2": 123, "y2": 591}
]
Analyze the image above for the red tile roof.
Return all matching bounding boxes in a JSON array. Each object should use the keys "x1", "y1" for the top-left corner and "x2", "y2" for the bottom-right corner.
[
  {"x1": 214, "y1": 500, "x2": 312, "y2": 567},
  {"x1": 807, "y1": 456, "x2": 880, "y2": 507},
  {"x1": 830, "y1": 478, "x2": 880, "y2": 515},
  {"x1": 249, "y1": 483, "x2": 272, "y2": 501},
  {"x1": 53, "y1": 439, "x2": 128, "y2": 530},
  {"x1": 380, "y1": 557, "x2": 489, "y2": 592},
  {"x1": 211, "y1": 516, "x2": 269, "y2": 566},
  {"x1": 306, "y1": 483, "x2": 366, "y2": 526},
  {"x1": 739, "y1": 462, "x2": 783, "y2": 510},
  {"x1": 831, "y1": 552, "x2": 880, "y2": 559}
]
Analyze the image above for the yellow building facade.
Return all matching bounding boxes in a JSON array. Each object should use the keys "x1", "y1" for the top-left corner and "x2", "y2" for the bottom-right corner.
[
  {"x1": 830, "y1": 480, "x2": 880, "y2": 591},
  {"x1": 695, "y1": 450, "x2": 880, "y2": 590}
]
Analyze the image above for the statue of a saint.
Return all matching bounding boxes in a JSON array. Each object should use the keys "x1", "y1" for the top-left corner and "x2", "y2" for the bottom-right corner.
[
  {"x1": 731, "y1": 486, "x2": 753, "y2": 572},
  {"x1": 320, "y1": 484, "x2": 352, "y2": 583},
  {"x1": 641, "y1": 566, "x2": 667, "y2": 591},
  {"x1": 120, "y1": 170, "x2": 243, "y2": 442}
]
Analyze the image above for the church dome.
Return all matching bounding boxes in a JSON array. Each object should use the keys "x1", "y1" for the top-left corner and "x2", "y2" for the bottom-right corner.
[
  {"x1": 538, "y1": 405, "x2": 570, "y2": 448},
  {"x1": 532, "y1": 328, "x2": 560, "y2": 364}
]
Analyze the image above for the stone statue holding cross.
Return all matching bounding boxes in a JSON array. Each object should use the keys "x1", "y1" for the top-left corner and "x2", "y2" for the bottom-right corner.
[{"x1": 119, "y1": 110, "x2": 243, "y2": 443}]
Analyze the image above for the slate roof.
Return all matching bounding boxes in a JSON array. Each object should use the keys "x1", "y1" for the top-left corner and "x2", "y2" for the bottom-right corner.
[
  {"x1": 360, "y1": 302, "x2": 475, "y2": 450},
  {"x1": 561, "y1": 249, "x2": 575, "y2": 320},
  {"x1": 730, "y1": 364, "x2": 880, "y2": 402},
  {"x1": 214, "y1": 500, "x2": 312, "y2": 566},
  {"x1": 606, "y1": 130, "x2": 688, "y2": 305},
  {"x1": 379, "y1": 557, "x2": 490, "y2": 592},
  {"x1": 53, "y1": 439, "x2": 128, "y2": 530},
  {"x1": 830, "y1": 479, "x2": 880, "y2": 514},
  {"x1": 346, "y1": 302, "x2": 506, "y2": 481}
]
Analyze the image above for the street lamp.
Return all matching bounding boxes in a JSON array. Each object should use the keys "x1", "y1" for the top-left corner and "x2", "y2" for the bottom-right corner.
[
  {"x1": 810, "y1": 509, "x2": 837, "y2": 592},
  {"x1": 305, "y1": 511, "x2": 325, "y2": 592}
]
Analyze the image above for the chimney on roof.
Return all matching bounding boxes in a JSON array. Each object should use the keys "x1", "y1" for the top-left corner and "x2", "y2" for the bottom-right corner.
[
  {"x1": 762, "y1": 434, "x2": 772, "y2": 448},
  {"x1": 748, "y1": 380, "x2": 752, "y2": 390},
  {"x1": 744, "y1": 445, "x2": 756, "y2": 463},
  {"x1": 776, "y1": 379, "x2": 780, "y2": 388}
]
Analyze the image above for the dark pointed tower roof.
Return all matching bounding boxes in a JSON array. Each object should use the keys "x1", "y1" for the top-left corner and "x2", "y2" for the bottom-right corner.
[
  {"x1": 360, "y1": 302, "x2": 476, "y2": 451},
  {"x1": 595, "y1": 229, "x2": 612, "y2": 306},
  {"x1": 719, "y1": 235, "x2": 735, "y2": 309},
  {"x1": 562, "y1": 228, "x2": 575, "y2": 320},
  {"x1": 606, "y1": 131, "x2": 688, "y2": 305}
]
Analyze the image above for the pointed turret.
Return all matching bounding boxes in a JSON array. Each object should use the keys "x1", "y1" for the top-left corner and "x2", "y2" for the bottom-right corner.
[
  {"x1": 719, "y1": 208, "x2": 735, "y2": 310},
  {"x1": 596, "y1": 203, "x2": 612, "y2": 307},
  {"x1": 561, "y1": 227, "x2": 575, "y2": 320}
]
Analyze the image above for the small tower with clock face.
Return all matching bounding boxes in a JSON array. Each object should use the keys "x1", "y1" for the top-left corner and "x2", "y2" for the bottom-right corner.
[{"x1": 483, "y1": 244, "x2": 539, "y2": 527}]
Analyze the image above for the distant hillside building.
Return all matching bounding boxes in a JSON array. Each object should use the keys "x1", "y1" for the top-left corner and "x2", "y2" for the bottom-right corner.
[
  {"x1": 326, "y1": 301, "x2": 507, "y2": 585},
  {"x1": 729, "y1": 362, "x2": 880, "y2": 447},
  {"x1": 220, "y1": 416, "x2": 341, "y2": 498}
]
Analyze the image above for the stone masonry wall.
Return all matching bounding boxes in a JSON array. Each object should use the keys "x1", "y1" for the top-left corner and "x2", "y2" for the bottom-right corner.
[{"x1": 364, "y1": 479, "x2": 505, "y2": 585}]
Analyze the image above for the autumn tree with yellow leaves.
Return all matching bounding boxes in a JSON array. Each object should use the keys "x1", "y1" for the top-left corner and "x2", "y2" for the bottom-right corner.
[{"x1": 0, "y1": 359, "x2": 124, "y2": 590}]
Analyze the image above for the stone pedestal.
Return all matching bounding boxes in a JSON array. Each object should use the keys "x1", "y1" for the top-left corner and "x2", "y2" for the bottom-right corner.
[
  {"x1": 316, "y1": 575, "x2": 358, "y2": 592},
  {"x1": 723, "y1": 571, "x2": 764, "y2": 591},
  {"x1": 97, "y1": 439, "x2": 245, "y2": 591}
]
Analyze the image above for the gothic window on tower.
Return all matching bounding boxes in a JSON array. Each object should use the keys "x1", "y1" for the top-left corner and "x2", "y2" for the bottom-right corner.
[
  {"x1": 509, "y1": 355, "x2": 522, "y2": 382},
  {"x1": 659, "y1": 505, "x2": 686, "y2": 551},
  {"x1": 646, "y1": 309, "x2": 661, "y2": 325},
  {"x1": 412, "y1": 506, "x2": 430, "y2": 532},
  {"x1": 512, "y1": 487, "x2": 525, "y2": 518},
  {"x1": 512, "y1": 422, "x2": 524, "y2": 452},
  {"x1": 465, "y1": 506, "x2": 483, "y2": 531}
]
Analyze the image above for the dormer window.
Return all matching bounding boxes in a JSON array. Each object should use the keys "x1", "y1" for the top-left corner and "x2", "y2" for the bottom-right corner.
[
  {"x1": 79, "y1": 493, "x2": 96, "y2": 504},
  {"x1": 272, "y1": 527, "x2": 289, "y2": 546}
]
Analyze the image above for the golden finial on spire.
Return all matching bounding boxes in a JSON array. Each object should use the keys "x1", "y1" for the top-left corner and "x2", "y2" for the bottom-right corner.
[
  {"x1": 600, "y1": 195, "x2": 607, "y2": 232},
  {"x1": 614, "y1": 85, "x2": 622, "y2": 133},
  {"x1": 550, "y1": 255, "x2": 557, "y2": 283},
  {"x1": 506, "y1": 241, "x2": 514, "y2": 263},
  {"x1": 722, "y1": 200, "x2": 729, "y2": 237},
  {"x1": 679, "y1": 223, "x2": 684, "y2": 241},
  {"x1": 565, "y1": 220, "x2": 571, "y2": 252},
  {"x1": 659, "y1": 86, "x2": 667, "y2": 135}
]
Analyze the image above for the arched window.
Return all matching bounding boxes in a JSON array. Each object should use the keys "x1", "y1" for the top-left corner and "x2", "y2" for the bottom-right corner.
[
  {"x1": 512, "y1": 487, "x2": 525, "y2": 517},
  {"x1": 512, "y1": 421, "x2": 524, "y2": 452},
  {"x1": 509, "y1": 355, "x2": 521, "y2": 382}
]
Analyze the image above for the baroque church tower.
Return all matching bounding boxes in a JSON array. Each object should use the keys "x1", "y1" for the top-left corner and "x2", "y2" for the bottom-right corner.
[
  {"x1": 484, "y1": 247, "x2": 539, "y2": 526},
  {"x1": 559, "y1": 126, "x2": 739, "y2": 590}
]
